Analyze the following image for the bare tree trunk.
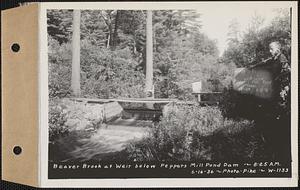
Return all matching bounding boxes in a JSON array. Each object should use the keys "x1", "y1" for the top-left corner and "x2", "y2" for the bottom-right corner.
[
  {"x1": 145, "y1": 10, "x2": 154, "y2": 98},
  {"x1": 71, "y1": 10, "x2": 81, "y2": 97},
  {"x1": 107, "y1": 24, "x2": 113, "y2": 49},
  {"x1": 106, "y1": 33, "x2": 110, "y2": 49},
  {"x1": 112, "y1": 10, "x2": 120, "y2": 49},
  {"x1": 100, "y1": 11, "x2": 113, "y2": 49}
]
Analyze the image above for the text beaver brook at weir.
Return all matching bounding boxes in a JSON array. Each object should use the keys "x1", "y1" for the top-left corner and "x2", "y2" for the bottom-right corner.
[{"x1": 52, "y1": 162, "x2": 281, "y2": 170}]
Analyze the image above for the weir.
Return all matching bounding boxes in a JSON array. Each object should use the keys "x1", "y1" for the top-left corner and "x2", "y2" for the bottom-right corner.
[
  {"x1": 50, "y1": 97, "x2": 173, "y2": 162},
  {"x1": 70, "y1": 97, "x2": 175, "y2": 122}
]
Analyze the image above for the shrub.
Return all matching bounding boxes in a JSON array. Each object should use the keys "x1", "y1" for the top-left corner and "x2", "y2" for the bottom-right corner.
[
  {"x1": 48, "y1": 37, "x2": 146, "y2": 99},
  {"x1": 205, "y1": 119, "x2": 268, "y2": 161},
  {"x1": 80, "y1": 40, "x2": 146, "y2": 98},
  {"x1": 126, "y1": 106, "x2": 268, "y2": 161},
  {"x1": 49, "y1": 100, "x2": 68, "y2": 142},
  {"x1": 219, "y1": 85, "x2": 243, "y2": 119},
  {"x1": 126, "y1": 104, "x2": 225, "y2": 161},
  {"x1": 48, "y1": 36, "x2": 72, "y2": 98},
  {"x1": 219, "y1": 82, "x2": 290, "y2": 122}
]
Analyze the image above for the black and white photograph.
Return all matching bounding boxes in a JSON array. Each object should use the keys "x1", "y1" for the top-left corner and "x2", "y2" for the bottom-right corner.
[{"x1": 46, "y1": 2, "x2": 295, "y2": 180}]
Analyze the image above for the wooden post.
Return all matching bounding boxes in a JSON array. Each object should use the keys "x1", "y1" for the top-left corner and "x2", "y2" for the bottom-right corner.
[
  {"x1": 197, "y1": 94, "x2": 201, "y2": 102},
  {"x1": 146, "y1": 10, "x2": 154, "y2": 98},
  {"x1": 71, "y1": 10, "x2": 81, "y2": 97}
]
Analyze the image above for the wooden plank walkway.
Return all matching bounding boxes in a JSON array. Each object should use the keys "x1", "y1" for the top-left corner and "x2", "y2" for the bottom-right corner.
[
  {"x1": 112, "y1": 98, "x2": 177, "y2": 103},
  {"x1": 69, "y1": 97, "x2": 195, "y2": 104}
]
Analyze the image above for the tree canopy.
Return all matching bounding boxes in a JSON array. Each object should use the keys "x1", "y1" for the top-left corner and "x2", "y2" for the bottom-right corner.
[
  {"x1": 48, "y1": 9, "x2": 227, "y2": 100},
  {"x1": 222, "y1": 9, "x2": 291, "y2": 67},
  {"x1": 48, "y1": 9, "x2": 290, "y2": 100}
]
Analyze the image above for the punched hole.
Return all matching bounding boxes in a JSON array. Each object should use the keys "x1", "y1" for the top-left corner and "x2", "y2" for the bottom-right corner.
[
  {"x1": 11, "y1": 43, "x2": 20, "y2": 52},
  {"x1": 13, "y1": 146, "x2": 22, "y2": 155}
]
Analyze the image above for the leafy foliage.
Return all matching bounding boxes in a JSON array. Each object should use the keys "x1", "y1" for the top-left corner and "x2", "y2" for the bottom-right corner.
[
  {"x1": 127, "y1": 104, "x2": 225, "y2": 161},
  {"x1": 223, "y1": 9, "x2": 291, "y2": 67},
  {"x1": 80, "y1": 40, "x2": 145, "y2": 98},
  {"x1": 221, "y1": 9, "x2": 291, "y2": 121},
  {"x1": 48, "y1": 35, "x2": 72, "y2": 98},
  {"x1": 49, "y1": 100, "x2": 68, "y2": 142},
  {"x1": 48, "y1": 9, "x2": 232, "y2": 100},
  {"x1": 48, "y1": 35, "x2": 145, "y2": 99},
  {"x1": 152, "y1": 11, "x2": 228, "y2": 99},
  {"x1": 47, "y1": 10, "x2": 73, "y2": 44},
  {"x1": 126, "y1": 104, "x2": 267, "y2": 161}
]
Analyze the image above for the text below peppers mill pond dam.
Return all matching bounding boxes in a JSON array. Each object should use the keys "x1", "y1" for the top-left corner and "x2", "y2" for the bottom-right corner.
[{"x1": 49, "y1": 161, "x2": 290, "y2": 178}]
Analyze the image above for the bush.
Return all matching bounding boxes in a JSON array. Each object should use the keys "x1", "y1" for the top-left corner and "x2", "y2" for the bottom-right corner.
[
  {"x1": 219, "y1": 85, "x2": 243, "y2": 119},
  {"x1": 81, "y1": 44, "x2": 146, "y2": 98},
  {"x1": 207, "y1": 119, "x2": 268, "y2": 161},
  {"x1": 125, "y1": 105, "x2": 268, "y2": 161},
  {"x1": 48, "y1": 37, "x2": 146, "y2": 99},
  {"x1": 219, "y1": 82, "x2": 290, "y2": 122},
  {"x1": 126, "y1": 104, "x2": 225, "y2": 161},
  {"x1": 48, "y1": 36, "x2": 72, "y2": 98},
  {"x1": 49, "y1": 100, "x2": 68, "y2": 142}
]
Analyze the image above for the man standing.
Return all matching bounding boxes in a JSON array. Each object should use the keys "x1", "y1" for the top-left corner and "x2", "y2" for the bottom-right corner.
[
  {"x1": 264, "y1": 41, "x2": 291, "y2": 161},
  {"x1": 268, "y1": 41, "x2": 290, "y2": 109}
]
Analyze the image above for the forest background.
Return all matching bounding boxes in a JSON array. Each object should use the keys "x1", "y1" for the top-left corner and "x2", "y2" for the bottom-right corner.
[{"x1": 48, "y1": 9, "x2": 290, "y2": 101}]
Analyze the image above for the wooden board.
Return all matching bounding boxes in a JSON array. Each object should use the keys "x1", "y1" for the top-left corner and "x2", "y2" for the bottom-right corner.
[
  {"x1": 192, "y1": 81, "x2": 202, "y2": 93},
  {"x1": 233, "y1": 67, "x2": 274, "y2": 99},
  {"x1": 1, "y1": 3, "x2": 39, "y2": 187}
]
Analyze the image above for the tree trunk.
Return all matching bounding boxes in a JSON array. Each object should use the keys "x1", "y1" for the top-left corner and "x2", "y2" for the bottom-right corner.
[
  {"x1": 112, "y1": 10, "x2": 120, "y2": 49},
  {"x1": 107, "y1": 24, "x2": 113, "y2": 48},
  {"x1": 145, "y1": 10, "x2": 154, "y2": 98},
  {"x1": 71, "y1": 10, "x2": 81, "y2": 97},
  {"x1": 106, "y1": 32, "x2": 110, "y2": 49}
]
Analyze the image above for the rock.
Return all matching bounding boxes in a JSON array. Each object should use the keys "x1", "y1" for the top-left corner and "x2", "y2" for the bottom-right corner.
[
  {"x1": 65, "y1": 119, "x2": 80, "y2": 129},
  {"x1": 76, "y1": 120, "x2": 90, "y2": 131},
  {"x1": 55, "y1": 99, "x2": 123, "y2": 131}
]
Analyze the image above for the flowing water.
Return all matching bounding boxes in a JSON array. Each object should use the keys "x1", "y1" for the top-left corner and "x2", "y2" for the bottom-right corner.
[{"x1": 49, "y1": 111, "x2": 156, "y2": 162}]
